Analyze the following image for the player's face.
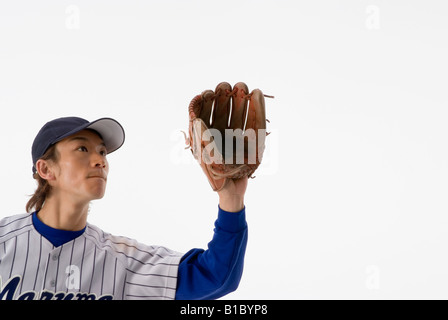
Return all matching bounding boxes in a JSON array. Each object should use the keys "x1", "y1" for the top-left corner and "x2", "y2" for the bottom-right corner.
[{"x1": 50, "y1": 130, "x2": 109, "y2": 202}]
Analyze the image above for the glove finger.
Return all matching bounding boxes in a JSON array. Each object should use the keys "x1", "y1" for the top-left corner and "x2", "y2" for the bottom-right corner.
[
  {"x1": 211, "y1": 82, "x2": 232, "y2": 133},
  {"x1": 245, "y1": 89, "x2": 266, "y2": 132},
  {"x1": 199, "y1": 90, "x2": 215, "y2": 127},
  {"x1": 229, "y1": 82, "x2": 249, "y2": 130},
  {"x1": 189, "y1": 90, "x2": 214, "y2": 126},
  {"x1": 244, "y1": 89, "x2": 266, "y2": 164}
]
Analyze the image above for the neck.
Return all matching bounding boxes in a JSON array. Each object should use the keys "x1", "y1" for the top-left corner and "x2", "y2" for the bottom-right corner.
[{"x1": 37, "y1": 194, "x2": 89, "y2": 231}]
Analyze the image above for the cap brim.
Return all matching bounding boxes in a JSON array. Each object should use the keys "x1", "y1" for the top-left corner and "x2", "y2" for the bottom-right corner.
[{"x1": 86, "y1": 118, "x2": 125, "y2": 154}]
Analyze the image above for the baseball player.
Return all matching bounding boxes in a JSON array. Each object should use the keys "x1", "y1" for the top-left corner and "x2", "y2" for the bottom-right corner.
[{"x1": 0, "y1": 82, "x2": 267, "y2": 300}]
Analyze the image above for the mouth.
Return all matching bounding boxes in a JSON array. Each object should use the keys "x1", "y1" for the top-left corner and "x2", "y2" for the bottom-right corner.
[
  {"x1": 88, "y1": 176, "x2": 107, "y2": 182},
  {"x1": 87, "y1": 172, "x2": 107, "y2": 181},
  {"x1": 89, "y1": 176, "x2": 106, "y2": 180}
]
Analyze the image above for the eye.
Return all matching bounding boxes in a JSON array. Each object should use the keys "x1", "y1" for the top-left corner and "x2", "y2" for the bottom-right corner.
[
  {"x1": 77, "y1": 146, "x2": 88, "y2": 152},
  {"x1": 100, "y1": 149, "x2": 107, "y2": 156}
]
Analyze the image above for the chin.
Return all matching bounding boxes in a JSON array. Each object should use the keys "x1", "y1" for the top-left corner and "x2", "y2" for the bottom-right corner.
[
  {"x1": 93, "y1": 189, "x2": 107, "y2": 200},
  {"x1": 92, "y1": 193, "x2": 106, "y2": 200},
  {"x1": 86, "y1": 188, "x2": 107, "y2": 201},
  {"x1": 86, "y1": 181, "x2": 107, "y2": 200}
]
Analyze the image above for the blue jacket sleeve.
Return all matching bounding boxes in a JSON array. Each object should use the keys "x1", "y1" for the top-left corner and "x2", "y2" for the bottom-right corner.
[{"x1": 175, "y1": 206, "x2": 248, "y2": 300}]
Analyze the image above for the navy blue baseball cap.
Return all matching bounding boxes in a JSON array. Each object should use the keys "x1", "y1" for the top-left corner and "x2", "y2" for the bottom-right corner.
[{"x1": 32, "y1": 117, "x2": 125, "y2": 174}]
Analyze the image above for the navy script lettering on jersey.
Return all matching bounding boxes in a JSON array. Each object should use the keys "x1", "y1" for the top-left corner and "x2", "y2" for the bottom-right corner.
[{"x1": 0, "y1": 276, "x2": 113, "y2": 300}]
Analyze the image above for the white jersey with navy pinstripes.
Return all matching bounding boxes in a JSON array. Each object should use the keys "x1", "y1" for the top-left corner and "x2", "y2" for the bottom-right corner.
[{"x1": 0, "y1": 213, "x2": 183, "y2": 300}]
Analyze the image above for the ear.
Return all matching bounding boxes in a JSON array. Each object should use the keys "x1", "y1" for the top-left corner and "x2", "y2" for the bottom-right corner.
[{"x1": 35, "y1": 159, "x2": 56, "y2": 181}]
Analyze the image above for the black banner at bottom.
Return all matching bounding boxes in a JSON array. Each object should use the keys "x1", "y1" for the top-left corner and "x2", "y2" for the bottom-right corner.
[{"x1": 1, "y1": 299, "x2": 432, "y2": 318}]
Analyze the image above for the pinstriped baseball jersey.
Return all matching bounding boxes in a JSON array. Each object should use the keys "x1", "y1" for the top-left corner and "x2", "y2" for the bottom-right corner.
[{"x1": 0, "y1": 213, "x2": 183, "y2": 300}]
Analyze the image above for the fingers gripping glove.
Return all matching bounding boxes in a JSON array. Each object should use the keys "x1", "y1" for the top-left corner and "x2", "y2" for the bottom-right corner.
[{"x1": 186, "y1": 82, "x2": 272, "y2": 191}]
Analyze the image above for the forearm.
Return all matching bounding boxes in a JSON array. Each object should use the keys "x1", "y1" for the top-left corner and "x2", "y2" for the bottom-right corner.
[
  {"x1": 217, "y1": 177, "x2": 248, "y2": 213},
  {"x1": 218, "y1": 194, "x2": 244, "y2": 213},
  {"x1": 175, "y1": 206, "x2": 248, "y2": 300}
]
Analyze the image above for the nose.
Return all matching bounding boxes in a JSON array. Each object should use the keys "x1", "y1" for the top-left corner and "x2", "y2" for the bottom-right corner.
[
  {"x1": 95, "y1": 161, "x2": 106, "y2": 169},
  {"x1": 92, "y1": 152, "x2": 107, "y2": 169}
]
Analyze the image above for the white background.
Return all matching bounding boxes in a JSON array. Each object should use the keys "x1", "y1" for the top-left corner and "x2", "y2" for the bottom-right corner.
[{"x1": 1, "y1": 0, "x2": 447, "y2": 299}]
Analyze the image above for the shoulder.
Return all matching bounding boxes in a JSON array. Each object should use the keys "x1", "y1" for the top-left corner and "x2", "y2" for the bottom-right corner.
[
  {"x1": 83, "y1": 223, "x2": 183, "y2": 269},
  {"x1": 0, "y1": 213, "x2": 34, "y2": 243}
]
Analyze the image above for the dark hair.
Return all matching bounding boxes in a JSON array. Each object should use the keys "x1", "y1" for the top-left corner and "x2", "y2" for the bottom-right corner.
[{"x1": 26, "y1": 144, "x2": 59, "y2": 213}]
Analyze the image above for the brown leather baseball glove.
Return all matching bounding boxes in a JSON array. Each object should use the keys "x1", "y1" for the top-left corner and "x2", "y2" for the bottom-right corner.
[{"x1": 185, "y1": 82, "x2": 272, "y2": 191}]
